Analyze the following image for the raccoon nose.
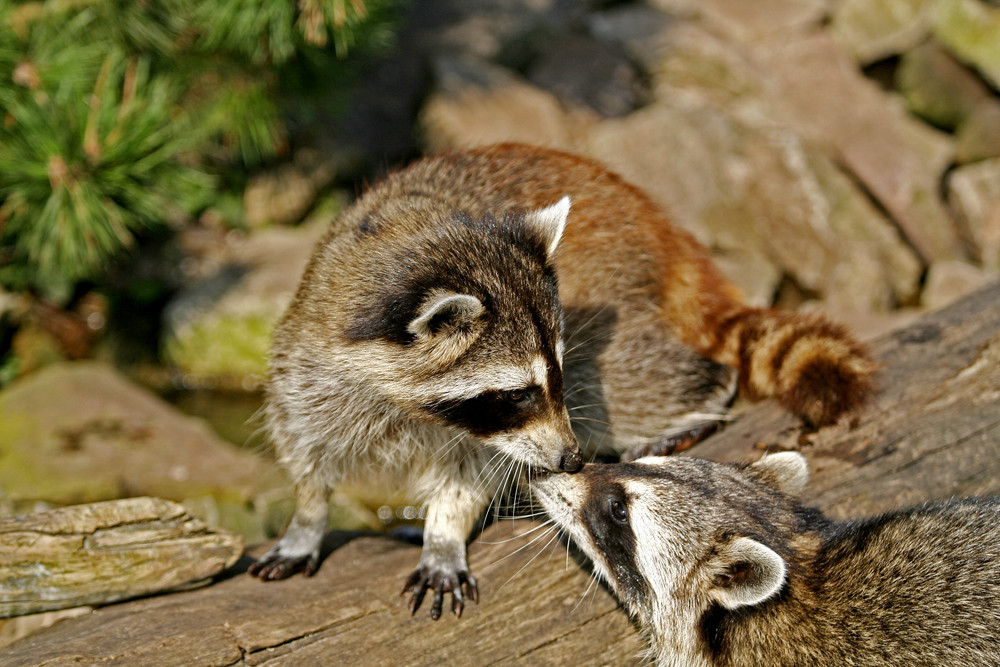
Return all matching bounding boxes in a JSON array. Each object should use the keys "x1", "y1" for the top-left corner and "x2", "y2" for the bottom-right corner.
[{"x1": 559, "y1": 449, "x2": 583, "y2": 473}]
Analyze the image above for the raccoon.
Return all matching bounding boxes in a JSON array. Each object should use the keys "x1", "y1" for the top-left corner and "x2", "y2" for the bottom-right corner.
[
  {"x1": 531, "y1": 454, "x2": 1000, "y2": 666},
  {"x1": 249, "y1": 143, "x2": 875, "y2": 619}
]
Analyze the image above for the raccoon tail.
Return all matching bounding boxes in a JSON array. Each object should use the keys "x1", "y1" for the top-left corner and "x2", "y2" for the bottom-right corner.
[{"x1": 706, "y1": 308, "x2": 877, "y2": 427}]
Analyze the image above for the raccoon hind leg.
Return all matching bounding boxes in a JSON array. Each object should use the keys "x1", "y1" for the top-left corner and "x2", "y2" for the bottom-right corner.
[{"x1": 619, "y1": 420, "x2": 722, "y2": 461}]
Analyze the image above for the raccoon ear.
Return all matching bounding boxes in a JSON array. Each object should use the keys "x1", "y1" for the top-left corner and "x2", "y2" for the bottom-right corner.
[
  {"x1": 525, "y1": 196, "x2": 570, "y2": 258},
  {"x1": 751, "y1": 452, "x2": 809, "y2": 496},
  {"x1": 408, "y1": 292, "x2": 485, "y2": 340},
  {"x1": 709, "y1": 537, "x2": 786, "y2": 610}
]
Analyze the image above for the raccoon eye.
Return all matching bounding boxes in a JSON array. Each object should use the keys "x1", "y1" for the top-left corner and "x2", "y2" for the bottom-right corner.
[
  {"x1": 503, "y1": 388, "x2": 530, "y2": 405},
  {"x1": 609, "y1": 498, "x2": 628, "y2": 525}
]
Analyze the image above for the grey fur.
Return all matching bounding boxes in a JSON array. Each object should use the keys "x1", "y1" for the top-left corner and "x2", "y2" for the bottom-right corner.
[
  {"x1": 250, "y1": 148, "x2": 743, "y2": 616},
  {"x1": 532, "y1": 453, "x2": 1000, "y2": 666}
]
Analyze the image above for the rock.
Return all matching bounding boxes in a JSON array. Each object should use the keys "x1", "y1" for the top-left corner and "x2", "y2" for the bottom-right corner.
[
  {"x1": 948, "y1": 158, "x2": 1000, "y2": 270},
  {"x1": 0, "y1": 497, "x2": 242, "y2": 618},
  {"x1": 588, "y1": 4, "x2": 678, "y2": 70},
  {"x1": 712, "y1": 248, "x2": 783, "y2": 307},
  {"x1": 932, "y1": 0, "x2": 1000, "y2": 91},
  {"x1": 419, "y1": 56, "x2": 589, "y2": 152},
  {"x1": 830, "y1": 0, "x2": 931, "y2": 64},
  {"x1": 0, "y1": 361, "x2": 286, "y2": 538},
  {"x1": 648, "y1": 20, "x2": 770, "y2": 118},
  {"x1": 753, "y1": 30, "x2": 963, "y2": 263},
  {"x1": 524, "y1": 31, "x2": 648, "y2": 118},
  {"x1": 647, "y1": 0, "x2": 700, "y2": 16},
  {"x1": 162, "y1": 219, "x2": 327, "y2": 388},
  {"x1": 896, "y1": 39, "x2": 993, "y2": 130},
  {"x1": 956, "y1": 99, "x2": 1000, "y2": 163},
  {"x1": 922, "y1": 259, "x2": 995, "y2": 309},
  {"x1": 409, "y1": 0, "x2": 581, "y2": 61},
  {"x1": 800, "y1": 300, "x2": 924, "y2": 342},
  {"x1": 805, "y1": 148, "x2": 924, "y2": 308},
  {"x1": 7, "y1": 321, "x2": 64, "y2": 381},
  {"x1": 686, "y1": 0, "x2": 826, "y2": 45},
  {"x1": 584, "y1": 99, "x2": 922, "y2": 310},
  {"x1": 242, "y1": 149, "x2": 340, "y2": 229}
]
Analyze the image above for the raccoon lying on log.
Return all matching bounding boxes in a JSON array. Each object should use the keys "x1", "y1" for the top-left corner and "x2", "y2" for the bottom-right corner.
[
  {"x1": 531, "y1": 454, "x2": 1000, "y2": 666},
  {"x1": 249, "y1": 143, "x2": 875, "y2": 618}
]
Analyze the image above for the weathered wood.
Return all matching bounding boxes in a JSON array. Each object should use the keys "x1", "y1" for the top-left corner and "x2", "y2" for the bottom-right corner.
[
  {"x1": 4, "y1": 280, "x2": 1000, "y2": 666},
  {"x1": 0, "y1": 497, "x2": 243, "y2": 618},
  {"x1": 1, "y1": 523, "x2": 643, "y2": 666}
]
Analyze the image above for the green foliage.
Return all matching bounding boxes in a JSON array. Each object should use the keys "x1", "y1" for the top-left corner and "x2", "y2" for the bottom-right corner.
[{"x1": 0, "y1": 0, "x2": 398, "y2": 300}]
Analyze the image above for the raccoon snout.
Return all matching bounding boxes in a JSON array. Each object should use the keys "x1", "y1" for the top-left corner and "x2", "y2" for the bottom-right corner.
[{"x1": 559, "y1": 449, "x2": 583, "y2": 473}]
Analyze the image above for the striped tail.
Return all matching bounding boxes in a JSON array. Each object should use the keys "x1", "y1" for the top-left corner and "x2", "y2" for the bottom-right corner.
[{"x1": 708, "y1": 308, "x2": 877, "y2": 427}]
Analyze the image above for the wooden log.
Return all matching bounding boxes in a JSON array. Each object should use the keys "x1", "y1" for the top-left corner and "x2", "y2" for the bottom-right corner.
[
  {"x1": 0, "y1": 524, "x2": 643, "y2": 666},
  {"x1": 0, "y1": 497, "x2": 243, "y2": 618},
  {"x1": 3, "y1": 280, "x2": 999, "y2": 665}
]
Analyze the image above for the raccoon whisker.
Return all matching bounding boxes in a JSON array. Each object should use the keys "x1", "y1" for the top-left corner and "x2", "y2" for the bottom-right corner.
[
  {"x1": 478, "y1": 457, "x2": 517, "y2": 530},
  {"x1": 478, "y1": 517, "x2": 555, "y2": 544},
  {"x1": 562, "y1": 381, "x2": 604, "y2": 401},
  {"x1": 506, "y1": 460, "x2": 524, "y2": 520},
  {"x1": 568, "y1": 416, "x2": 613, "y2": 426},
  {"x1": 493, "y1": 523, "x2": 564, "y2": 593},
  {"x1": 427, "y1": 430, "x2": 473, "y2": 466},
  {"x1": 503, "y1": 509, "x2": 550, "y2": 521},
  {"x1": 567, "y1": 402, "x2": 608, "y2": 412},
  {"x1": 471, "y1": 449, "x2": 508, "y2": 491},
  {"x1": 573, "y1": 566, "x2": 603, "y2": 614},
  {"x1": 487, "y1": 462, "x2": 514, "y2": 525},
  {"x1": 562, "y1": 330, "x2": 613, "y2": 359},
  {"x1": 562, "y1": 292, "x2": 622, "y2": 354},
  {"x1": 490, "y1": 520, "x2": 559, "y2": 563},
  {"x1": 476, "y1": 453, "x2": 512, "y2": 497}
]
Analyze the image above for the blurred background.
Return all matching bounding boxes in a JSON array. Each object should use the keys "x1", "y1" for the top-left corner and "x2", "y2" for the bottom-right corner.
[{"x1": 1, "y1": 0, "x2": 998, "y2": 552}]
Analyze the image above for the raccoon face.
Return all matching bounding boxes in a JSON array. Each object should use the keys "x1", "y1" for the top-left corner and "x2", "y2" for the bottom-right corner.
[
  {"x1": 343, "y1": 198, "x2": 582, "y2": 472},
  {"x1": 531, "y1": 455, "x2": 804, "y2": 658},
  {"x1": 425, "y1": 350, "x2": 581, "y2": 472}
]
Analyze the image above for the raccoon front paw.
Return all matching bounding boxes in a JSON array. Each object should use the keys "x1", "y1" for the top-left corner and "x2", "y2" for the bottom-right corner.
[
  {"x1": 401, "y1": 564, "x2": 479, "y2": 620},
  {"x1": 248, "y1": 547, "x2": 320, "y2": 581}
]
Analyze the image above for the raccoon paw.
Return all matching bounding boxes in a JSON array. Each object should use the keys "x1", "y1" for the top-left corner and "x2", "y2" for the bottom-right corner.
[
  {"x1": 248, "y1": 547, "x2": 320, "y2": 581},
  {"x1": 401, "y1": 564, "x2": 479, "y2": 620},
  {"x1": 620, "y1": 421, "x2": 722, "y2": 462}
]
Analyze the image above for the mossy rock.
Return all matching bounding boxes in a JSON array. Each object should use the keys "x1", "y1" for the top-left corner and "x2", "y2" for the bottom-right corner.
[{"x1": 0, "y1": 362, "x2": 288, "y2": 538}]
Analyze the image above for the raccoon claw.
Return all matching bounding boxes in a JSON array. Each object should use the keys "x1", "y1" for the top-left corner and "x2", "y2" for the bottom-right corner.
[
  {"x1": 621, "y1": 421, "x2": 722, "y2": 461},
  {"x1": 249, "y1": 551, "x2": 320, "y2": 581},
  {"x1": 401, "y1": 565, "x2": 478, "y2": 620}
]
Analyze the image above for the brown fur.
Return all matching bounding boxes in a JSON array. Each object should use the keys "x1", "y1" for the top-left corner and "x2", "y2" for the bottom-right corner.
[
  {"x1": 402, "y1": 144, "x2": 875, "y2": 430},
  {"x1": 252, "y1": 143, "x2": 875, "y2": 614}
]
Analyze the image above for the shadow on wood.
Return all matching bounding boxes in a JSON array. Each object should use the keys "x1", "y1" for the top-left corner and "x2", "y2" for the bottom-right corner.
[{"x1": 4, "y1": 280, "x2": 1000, "y2": 666}]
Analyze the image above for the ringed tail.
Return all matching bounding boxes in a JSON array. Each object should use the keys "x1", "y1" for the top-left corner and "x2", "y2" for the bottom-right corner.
[{"x1": 710, "y1": 307, "x2": 877, "y2": 427}]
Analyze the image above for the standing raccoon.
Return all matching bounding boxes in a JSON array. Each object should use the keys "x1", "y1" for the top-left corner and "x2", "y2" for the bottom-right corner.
[
  {"x1": 249, "y1": 143, "x2": 875, "y2": 618},
  {"x1": 531, "y1": 454, "x2": 1000, "y2": 666}
]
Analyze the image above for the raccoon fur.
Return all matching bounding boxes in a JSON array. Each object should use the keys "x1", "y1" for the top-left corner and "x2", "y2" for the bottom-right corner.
[
  {"x1": 249, "y1": 143, "x2": 876, "y2": 619},
  {"x1": 531, "y1": 454, "x2": 1000, "y2": 666}
]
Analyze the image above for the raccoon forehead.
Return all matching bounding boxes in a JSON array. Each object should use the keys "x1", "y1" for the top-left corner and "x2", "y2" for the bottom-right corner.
[{"x1": 622, "y1": 477, "x2": 679, "y2": 515}]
